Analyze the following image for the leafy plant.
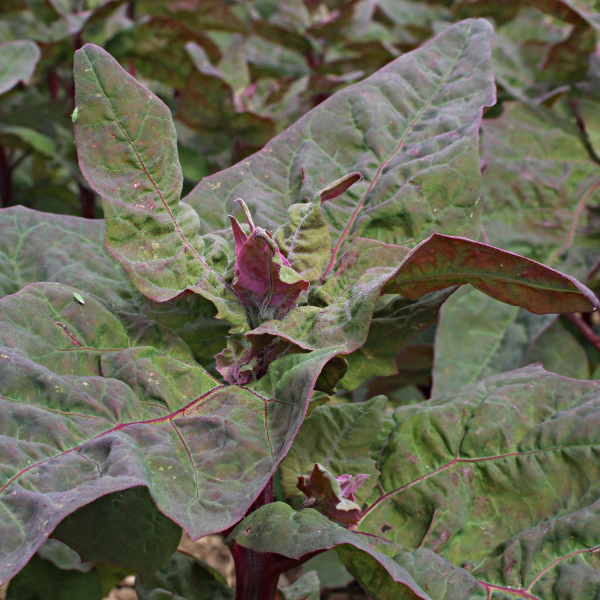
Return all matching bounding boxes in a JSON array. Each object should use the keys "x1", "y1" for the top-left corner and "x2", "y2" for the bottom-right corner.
[{"x1": 2, "y1": 11, "x2": 600, "y2": 600}]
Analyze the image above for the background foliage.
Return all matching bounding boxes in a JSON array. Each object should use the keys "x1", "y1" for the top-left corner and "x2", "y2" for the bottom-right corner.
[{"x1": 3, "y1": 1, "x2": 600, "y2": 599}]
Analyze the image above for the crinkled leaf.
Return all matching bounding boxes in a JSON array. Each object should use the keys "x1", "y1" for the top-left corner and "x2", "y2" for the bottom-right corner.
[
  {"x1": 433, "y1": 287, "x2": 556, "y2": 395},
  {"x1": 73, "y1": 43, "x2": 247, "y2": 333},
  {"x1": 0, "y1": 282, "x2": 339, "y2": 583},
  {"x1": 0, "y1": 40, "x2": 40, "y2": 95},
  {"x1": 184, "y1": 19, "x2": 496, "y2": 258},
  {"x1": 296, "y1": 464, "x2": 368, "y2": 526},
  {"x1": 357, "y1": 364, "x2": 600, "y2": 583},
  {"x1": 280, "y1": 571, "x2": 320, "y2": 600},
  {"x1": 281, "y1": 397, "x2": 385, "y2": 503},
  {"x1": 0, "y1": 282, "x2": 195, "y2": 375},
  {"x1": 226, "y1": 502, "x2": 432, "y2": 600},
  {"x1": 0, "y1": 207, "x2": 228, "y2": 366},
  {"x1": 433, "y1": 101, "x2": 600, "y2": 394},
  {"x1": 392, "y1": 548, "x2": 486, "y2": 599},
  {"x1": 134, "y1": 551, "x2": 234, "y2": 600},
  {"x1": 5, "y1": 553, "x2": 102, "y2": 600},
  {"x1": 52, "y1": 487, "x2": 182, "y2": 580}
]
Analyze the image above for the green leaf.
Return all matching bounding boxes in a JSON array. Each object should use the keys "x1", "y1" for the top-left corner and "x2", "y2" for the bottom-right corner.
[
  {"x1": 280, "y1": 571, "x2": 320, "y2": 600},
  {"x1": 433, "y1": 287, "x2": 556, "y2": 395},
  {"x1": 135, "y1": 551, "x2": 234, "y2": 600},
  {"x1": 433, "y1": 101, "x2": 600, "y2": 394},
  {"x1": 301, "y1": 551, "x2": 354, "y2": 590},
  {"x1": 311, "y1": 238, "x2": 410, "y2": 307},
  {"x1": 0, "y1": 125, "x2": 57, "y2": 156},
  {"x1": 0, "y1": 206, "x2": 141, "y2": 309},
  {"x1": 339, "y1": 288, "x2": 455, "y2": 390},
  {"x1": 0, "y1": 40, "x2": 40, "y2": 95},
  {"x1": 392, "y1": 548, "x2": 486, "y2": 599},
  {"x1": 52, "y1": 487, "x2": 182, "y2": 580},
  {"x1": 226, "y1": 502, "x2": 433, "y2": 600},
  {"x1": 480, "y1": 102, "x2": 600, "y2": 280},
  {"x1": 281, "y1": 397, "x2": 385, "y2": 503},
  {"x1": 73, "y1": 43, "x2": 247, "y2": 333},
  {"x1": 183, "y1": 19, "x2": 496, "y2": 258},
  {"x1": 0, "y1": 207, "x2": 228, "y2": 366},
  {"x1": 0, "y1": 283, "x2": 338, "y2": 583},
  {"x1": 249, "y1": 233, "x2": 598, "y2": 387},
  {"x1": 357, "y1": 364, "x2": 600, "y2": 584},
  {"x1": 6, "y1": 553, "x2": 102, "y2": 600},
  {"x1": 37, "y1": 540, "x2": 94, "y2": 573}
]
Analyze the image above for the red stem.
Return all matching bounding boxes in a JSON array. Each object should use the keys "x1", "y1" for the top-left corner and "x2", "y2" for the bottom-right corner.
[
  {"x1": 78, "y1": 183, "x2": 96, "y2": 219},
  {"x1": 0, "y1": 143, "x2": 12, "y2": 207},
  {"x1": 564, "y1": 312, "x2": 600, "y2": 353}
]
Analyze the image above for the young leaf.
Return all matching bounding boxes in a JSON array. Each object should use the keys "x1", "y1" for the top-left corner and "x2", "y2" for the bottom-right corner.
[
  {"x1": 73, "y1": 44, "x2": 247, "y2": 333},
  {"x1": 0, "y1": 40, "x2": 40, "y2": 95},
  {"x1": 274, "y1": 172, "x2": 363, "y2": 282},
  {"x1": 230, "y1": 202, "x2": 309, "y2": 326},
  {"x1": 296, "y1": 464, "x2": 368, "y2": 526},
  {"x1": 184, "y1": 18, "x2": 496, "y2": 255},
  {"x1": 226, "y1": 502, "x2": 433, "y2": 600},
  {"x1": 0, "y1": 283, "x2": 338, "y2": 583},
  {"x1": 281, "y1": 397, "x2": 385, "y2": 503}
]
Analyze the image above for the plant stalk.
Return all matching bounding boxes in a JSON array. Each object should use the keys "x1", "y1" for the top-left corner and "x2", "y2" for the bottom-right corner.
[{"x1": 0, "y1": 143, "x2": 12, "y2": 207}]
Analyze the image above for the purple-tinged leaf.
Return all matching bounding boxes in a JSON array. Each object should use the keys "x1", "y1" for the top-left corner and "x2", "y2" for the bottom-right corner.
[
  {"x1": 0, "y1": 282, "x2": 338, "y2": 583},
  {"x1": 385, "y1": 233, "x2": 600, "y2": 314},
  {"x1": 183, "y1": 19, "x2": 495, "y2": 256},
  {"x1": 0, "y1": 282, "x2": 195, "y2": 376},
  {"x1": 248, "y1": 233, "x2": 597, "y2": 390},
  {"x1": 480, "y1": 103, "x2": 600, "y2": 280},
  {"x1": 230, "y1": 201, "x2": 309, "y2": 326},
  {"x1": 226, "y1": 503, "x2": 432, "y2": 600},
  {"x1": 73, "y1": 44, "x2": 247, "y2": 333},
  {"x1": 0, "y1": 207, "x2": 229, "y2": 367},
  {"x1": 0, "y1": 40, "x2": 40, "y2": 95},
  {"x1": 281, "y1": 398, "x2": 385, "y2": 505},
  {"x1": 297, "y1": 464, "x2": 368, "y2": 526}
]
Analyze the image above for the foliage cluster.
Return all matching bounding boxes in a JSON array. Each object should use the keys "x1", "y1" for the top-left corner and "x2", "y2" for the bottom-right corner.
[{"x1": 3, "y1": 1, "x2": 600, "y2": 600}]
